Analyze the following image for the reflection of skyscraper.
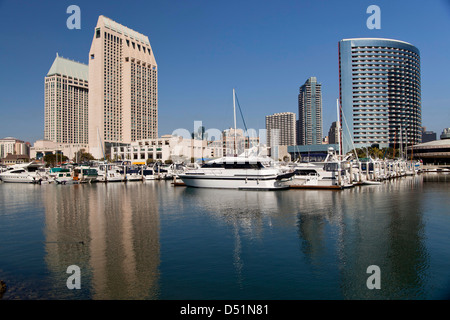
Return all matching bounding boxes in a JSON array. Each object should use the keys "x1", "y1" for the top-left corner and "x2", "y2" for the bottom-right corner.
[
  {"x1": 88, "y1": 183, "x2": 160, "y2": 299},
  {"x1": 339, "y1": 38, "x2": 421, "y2": 153},
  {"x1": 297, "y1": 77, "x2": 323, "y2": 146},
  {"x1": 43, "y1": 183, "x2": 161, "y2": 299},
  {"x1": 88, "y1": 15, "x2": 158, "y2": 159}
]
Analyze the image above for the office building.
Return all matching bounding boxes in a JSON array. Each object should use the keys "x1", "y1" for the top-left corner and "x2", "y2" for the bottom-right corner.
[
  {"x1": 328, "y1": 121, "x2": 340, "y2": 145},
  {"x1": 265, "y1": 112, "x2": 296, "y2": 149},
  {"x1": 339, "y1": 38, "x2": 421, "y2": 154},
  {"x1": 44, "y1": 54, "x2": 89, "y2": 144},
  {"x1": 88, "y1": 15, "x2": 158, "y2": 159},
  {"x1": 297, "y1": 77, "x2": 323, "y2": 145}
]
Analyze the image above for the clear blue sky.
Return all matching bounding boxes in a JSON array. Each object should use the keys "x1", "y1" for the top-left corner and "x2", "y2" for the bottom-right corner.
[{"x1": 1, "y1": 0, "x2": 449, "y2": 143}]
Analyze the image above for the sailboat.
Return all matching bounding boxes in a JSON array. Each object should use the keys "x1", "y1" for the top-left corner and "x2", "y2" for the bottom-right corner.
[{"x1": 178, "y1": 89, "x2": 293, "y2": 190}]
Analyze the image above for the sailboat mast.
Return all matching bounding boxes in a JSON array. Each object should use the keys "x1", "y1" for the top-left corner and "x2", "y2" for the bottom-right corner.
[
  {"x1": 336, "y1": 98, "x2": 341, "y2": 157},
  {"x1": 233, "y1": 88, "x2": 237, "y2": 156}
]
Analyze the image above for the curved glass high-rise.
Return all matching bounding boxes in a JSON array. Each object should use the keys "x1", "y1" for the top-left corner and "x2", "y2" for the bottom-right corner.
[{"x1": 338, "y1": 38, "x2": 421, "y2": 154}]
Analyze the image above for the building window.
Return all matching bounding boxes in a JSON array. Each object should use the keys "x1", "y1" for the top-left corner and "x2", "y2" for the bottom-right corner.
[{"x1": 96, "y1": 28, "x2": 101, "y2": 38}]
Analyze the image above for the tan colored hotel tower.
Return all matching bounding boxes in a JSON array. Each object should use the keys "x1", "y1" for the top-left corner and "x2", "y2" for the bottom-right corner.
[{"x1": 88, "y1": 16, "x2": 158, "y2": 159}]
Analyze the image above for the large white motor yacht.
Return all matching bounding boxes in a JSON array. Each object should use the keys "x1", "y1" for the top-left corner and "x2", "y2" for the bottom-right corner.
[
  {"x1": 0, "y1": 162, "x2": 43, "y2": 183},
  {"x1": 178, "y1": 156, "x2": 293, "y2": 190}
]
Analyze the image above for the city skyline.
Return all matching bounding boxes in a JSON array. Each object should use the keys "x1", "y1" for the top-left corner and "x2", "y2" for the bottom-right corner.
[{"x1": 1, "y1": 0, "x2": 449, "y2": 145}]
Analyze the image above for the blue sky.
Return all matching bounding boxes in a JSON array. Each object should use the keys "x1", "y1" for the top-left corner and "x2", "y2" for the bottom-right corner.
[{"x1": 1, "y1": 0, "x2": 449, "y2": 143}]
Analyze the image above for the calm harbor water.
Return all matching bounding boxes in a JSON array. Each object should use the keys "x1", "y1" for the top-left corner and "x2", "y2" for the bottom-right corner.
[{"x1": 0, "y1": 174, "x2": 449, "y2": 300}]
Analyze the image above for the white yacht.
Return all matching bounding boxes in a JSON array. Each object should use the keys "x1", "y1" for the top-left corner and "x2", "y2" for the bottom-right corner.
[
  {"x1": 124, "y1": 167, "x2": 143, "y2": 181},
  {"x1": 286, "y1": 148, "x2": 353, "y2": 189},
  {"x1": 178, "y1": 156, "x2": 293, "y2": 190},
  {"x1": 0, "y1": 162, "x2": 43, "y2": 183}
]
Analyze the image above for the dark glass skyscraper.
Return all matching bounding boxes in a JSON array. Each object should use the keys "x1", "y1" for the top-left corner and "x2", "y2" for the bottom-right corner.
[
  {"x1": 338, "y1": 38, "x2": 421, "y2": 154},
  {"x1": 297, "y1": 77, "x2": 323, "y2": 145}
]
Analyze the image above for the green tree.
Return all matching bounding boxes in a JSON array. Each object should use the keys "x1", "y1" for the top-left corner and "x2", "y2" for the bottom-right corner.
[
  {"x1": 74, "y1": 149, "x2": 95, "y2": 163},
  {"x1": 44, "y1": 153, "x2": 68, "y2": 167}
]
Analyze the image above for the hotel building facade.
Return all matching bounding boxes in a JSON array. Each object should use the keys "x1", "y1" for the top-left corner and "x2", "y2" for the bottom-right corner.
[
  {"x1": 339, "y1": 38, "x2": 421, "y2": 154},
  {"x1": 297, "y1": 76, "x2": 323, "y2": 146},
  {"x1": 88, "y1": 15, "x2": 158, "y2": 159},
  {"x1": 44, "y1": 54, "x2": 89, "y2": 144},
  {"x1": 265, "y1": 112, "x2": 296, "y2": 150}
]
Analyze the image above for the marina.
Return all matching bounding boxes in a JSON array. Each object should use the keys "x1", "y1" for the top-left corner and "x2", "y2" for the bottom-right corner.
[{"x1": 0, "y1": 172, "x2": 449, "y2": 300}]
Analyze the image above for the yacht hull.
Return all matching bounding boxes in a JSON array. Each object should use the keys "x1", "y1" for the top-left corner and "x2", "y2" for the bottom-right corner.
[
  {"x1": 179, "y1": 174, "x2": 288, "y2": 190},
  {"x1": 0, "y1": 174, "x2": 36, "y2": 183}
]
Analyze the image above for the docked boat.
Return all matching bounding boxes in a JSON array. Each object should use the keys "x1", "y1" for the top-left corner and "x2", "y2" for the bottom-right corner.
[
  {"x1": 286, "y1": 148, "x2": 353, "y2": 189},
  {"x1": 73, "y1": 166, "x2": 99, "y2": 183},
  {"x1": 53, "y1": 168, "x2": 74, "y2": 184},
  {"x1": 0, "y1": 162, "x2": 44, "y2": 183},
  {"x1": 124, "y1": 167, "x2": 143, "y2": 181},
  {"x1": 142, "y1": 169, "x2": 157, "y2": 180},
  {"x1": 178, "y1": 156, "x2": 293, "y2": 190}
]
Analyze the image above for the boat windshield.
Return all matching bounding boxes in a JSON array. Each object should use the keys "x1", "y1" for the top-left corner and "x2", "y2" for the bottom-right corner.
[
  {"x1": 323, "y1": 163, "x2": 339, "y2": 171},
  {"x1": 201, "y1": 161, "x2": 264, "y2": 169}
]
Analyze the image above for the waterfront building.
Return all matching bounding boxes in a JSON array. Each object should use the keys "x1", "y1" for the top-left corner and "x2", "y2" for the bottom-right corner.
[
  {"x1": 408, "y1": 128, "x2": 450, "y2": 165},
  {"x1": 30, "y1": 140, "x2": 90, "y2": 161},
  {"x1": 44, "y1": 54, "x2": 89, "y2": 144},
  {"x1": 339, "y1": 38, "x2": 421, "y2": 154},
  {"x1": 88, "y1": 15, "x2": 158, "y2": 159},
  {"x1": 297, "y1": 77, "x2": 323, "y2": 146},
  {"x1": 0, "y1": 154, "x2": 30, "y2": 166},
  {"x1": 265, "y1": 112, "x2": 296, "y2": 152},
  {"x1": 111, "y1": 135, "x2": 215, "y2": 164},
  {"x1": 0, "y1": 137, "x2": 30, "y2": 159}
]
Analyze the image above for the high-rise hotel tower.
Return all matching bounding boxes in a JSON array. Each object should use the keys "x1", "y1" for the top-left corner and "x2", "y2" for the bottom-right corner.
[
  {"x1": 339, "y1": 38, "x2": 421, "y2": 154},
  {"x1": 265, "y1": 112, "x2": 296, "y2": 148},
  {"x1": 297, "y1": 77, "x2": 323, "y2": 146},
  {"x1": 44, "y1": 54, "x2": 89, "y2": 144},
  {"x1": 88, "y1": 16, "x2": 158, "y2": 159}
]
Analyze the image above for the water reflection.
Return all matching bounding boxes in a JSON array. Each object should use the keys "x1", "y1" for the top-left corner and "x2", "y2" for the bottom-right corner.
[
  {"x1": 1, "y1": 173, "x2": 448, "y2": 299},
  {"x1": 296, "y1": 176, "x2": 430, "y2": 299},
  {"x1": 43, "y1": 182, "x2": 160, "y2": 299}
]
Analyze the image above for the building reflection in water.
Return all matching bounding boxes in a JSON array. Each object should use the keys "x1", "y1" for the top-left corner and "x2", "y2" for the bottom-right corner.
[
  {"x1": 296, "y1": 175, "x2": 430, "y2": 299},
  {"x1": 43, "y1": 182, "x2": 160, "y2": 299}
]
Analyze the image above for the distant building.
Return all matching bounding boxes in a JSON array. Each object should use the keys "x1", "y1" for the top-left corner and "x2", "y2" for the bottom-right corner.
[
  {"x1": 222, "y1": 128, "x2": 259, "y2": 157},
  {"x1": 265, "y1": 112, "x2": 296, "y2": 151},
  {"x1": 88, "y1": 15, "x2": 158, "y2": 159},
  {"x1": 44, "y1": 54, "x2": 89, "y2": 144},
  {"x1": 297, "y1": 77, "x2": 323, "y2": 145},
  {"x1": 422, "y1": 130, "x2": 436, "y2": 143},
  {"x1": 0, "y1": 137, "x2": 30, "y2": 159},
  {"x1": 339, "y1": 38, "x2": 421, "y2": 154},
  {"x1": 440, "y1": 128, "x2": 450, "y2": 140},
  {"x1": 328, "y1": 121, "x2": 340, "y2": 145}
]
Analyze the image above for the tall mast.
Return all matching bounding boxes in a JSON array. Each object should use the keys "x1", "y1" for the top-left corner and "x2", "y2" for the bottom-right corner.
[
  {"x1": 336, "y1": 98, "x2": 341, "y2": 157},
  {"x1": 233, "y1": 88, "x2": 237, "y2": 156}
]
